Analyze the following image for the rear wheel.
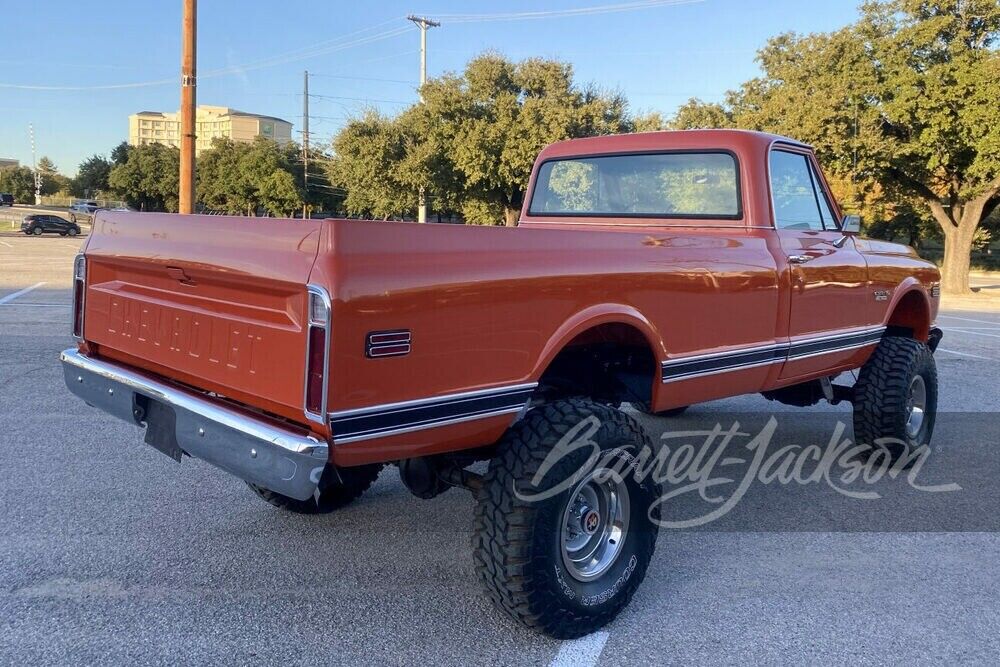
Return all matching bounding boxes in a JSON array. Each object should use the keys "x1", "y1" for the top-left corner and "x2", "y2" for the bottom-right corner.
[
  {"x1": 247, "y1": 463, "x2": 383, "y2": 514},
  {"x1": 474, "y1": 399, "x2": 659, "y2": 638},
  {"x1": 853, "y1": 336, "x2": 938, "y2": 466}
]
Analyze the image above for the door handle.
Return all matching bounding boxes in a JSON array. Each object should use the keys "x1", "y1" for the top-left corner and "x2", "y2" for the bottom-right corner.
[{"x1": 788, "y1": 254, "x2": 814, "y2": 264}]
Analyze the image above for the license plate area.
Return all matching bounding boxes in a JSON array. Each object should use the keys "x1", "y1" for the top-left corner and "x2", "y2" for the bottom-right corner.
[{"x1": 133, "y1": 393, "x2": 184, "y2": 462}]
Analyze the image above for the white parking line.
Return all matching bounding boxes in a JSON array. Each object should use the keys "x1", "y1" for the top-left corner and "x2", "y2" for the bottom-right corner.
[
  {"x1": 938, "y1": 347, "x2": 996, "y2": 361},
  {"x1": 939, "y1": 314, "x2": 1000, "y2": 326},
  {"x1": 0, "y1": 282, "x2": 46, "y2": 305},
  {"x1": 550, "y1": 631, "x2": 610, "y2": 667},
  {"x1": 0, "y1": 240, "x2": 12, "y2": 248},
  {"x1": 0, "y1": 302, "x2": 69, "y2": 308},
  {"x1": 946, "y1": 327, "x2": 1000, "y2": 340}
]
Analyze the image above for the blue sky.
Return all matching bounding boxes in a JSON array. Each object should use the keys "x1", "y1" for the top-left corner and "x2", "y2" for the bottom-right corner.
[{"x1": 0, "y1": 0, "x2": 860, "y2": 176}]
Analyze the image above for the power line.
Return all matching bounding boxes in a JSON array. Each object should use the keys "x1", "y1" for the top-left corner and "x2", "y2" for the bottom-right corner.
[
  {"x1": 427, "y1": 0, "x2": 703, "y2": 23},
  {"x1": 0, "y1": 18, "x2": 412, "y2": 91},
  {"x1": 308, "y1": 73, "x2": 418, "y2": 85},
  {"x1": 309, "y1": 93, "x2": 411, "y2": 105},
  {"x1": 201, "y1": 24, "x2": 413, "y2": 78}
]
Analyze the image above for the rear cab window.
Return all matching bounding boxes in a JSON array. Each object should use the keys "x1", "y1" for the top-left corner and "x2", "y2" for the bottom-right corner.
[{"x1": 528, "y1": 151, "x2": 741, "y2": 219}]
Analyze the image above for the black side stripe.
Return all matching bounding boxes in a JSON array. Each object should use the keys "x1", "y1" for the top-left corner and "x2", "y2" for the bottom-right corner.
[
  {"x1": 663, "y1": 345, "x2": 786, "y2": 379},
  {"x1": 785, "y1": 329, "x2": 884, "y2": 360},
  {"x1": 329, "y1": 384, "x2": 536, "y2": 444},
  {"x1": 661, "y1": 327, "x2": 885, "y2": 382}
]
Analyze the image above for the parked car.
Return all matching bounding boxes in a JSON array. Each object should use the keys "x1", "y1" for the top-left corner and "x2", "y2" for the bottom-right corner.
[
  {"x1": 0, "y1": 193, "x2": 14, "y2": 206},
  {"x1": 68, "y1": 201, "x2": 100, "y2": 224},
  {"x1": 21, "y1": 214, "x2": 80, "y2": 236},
  {"x1": 61, "y1": 130, "x2": 942, "y2": 638}
]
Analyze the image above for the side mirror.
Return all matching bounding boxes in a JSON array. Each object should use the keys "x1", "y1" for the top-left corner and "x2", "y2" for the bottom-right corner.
[{"x1": 842, "y1": 214, "x2": 861, "y2": 234}]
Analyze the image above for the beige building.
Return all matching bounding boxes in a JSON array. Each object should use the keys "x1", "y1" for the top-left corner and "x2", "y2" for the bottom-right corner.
[{"x1": 128, "y1": 105, "x2": 293, "y2": 154}]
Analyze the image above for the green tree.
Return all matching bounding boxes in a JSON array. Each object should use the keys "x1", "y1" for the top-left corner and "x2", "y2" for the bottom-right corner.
[
  {"x1": 36, "y1": 156, "x2": 68, "y2": 196},
  {"x1": 632, "y1": 112, "x2": 668, "y2": 132},
  {"x1": 419, "y1": 55, "x2": 632, "y2": 225},
  {"x1": 670, "y1": 99, "x2": 734, "y2": 129},
  {"x1": 0, "y1": 166, "x2": 36, "y2": 203},
  {"x1": 704, "y1": 0, "x2": 1000, "y2": 294},
  {"x1": 110, "y1": 141, "x2": 131, "y2": 166},
  {"x1": 108, "y1": 143, "x2": 180, "y2": 212},
  {"x1": 857, "y1": 0, "x2": 1000, "y2": 294},
  {"x1": 298, "y1": 146, "x2": 344, "y2": 215},
  {"x1": 197, "y1": 137, "x2": 305, "y2": 216},
  {"x1": 259, "y1": 170, "x2": 301, "y2": 217},
  {"x1": 325, "y1": 111, "x2": 418, "y2": 219},
  {"x1": 329, "y1": 54, "x2": 632, "y2": 225},
  {"x1": 72, "y1": 155, "x2": 113, "y2": 198}
]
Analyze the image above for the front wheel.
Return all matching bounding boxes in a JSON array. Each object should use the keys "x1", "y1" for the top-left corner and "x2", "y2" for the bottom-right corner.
[
  {"x1": 853, "y1": 336, "x2": 938, "y2": 466},
  {"x1": 67, "y1": 228, "x2": 79, "y2": 236},
  {"x1": 474, "y1": 399, "x2": 659, "y2": 639},
  {"x1": 247, "y1": 463, "x2": 383, "y2": 514},
  {"x1": 32, "y1": 227, "x2": 43, "y2": 235}
]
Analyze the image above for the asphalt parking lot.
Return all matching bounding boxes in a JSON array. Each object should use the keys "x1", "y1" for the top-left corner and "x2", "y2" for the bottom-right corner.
[{"x1": 2, "y1": 234, "x2": 999, "y2": 665}]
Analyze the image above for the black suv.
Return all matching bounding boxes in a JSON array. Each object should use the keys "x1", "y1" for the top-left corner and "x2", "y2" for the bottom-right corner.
[
  {"x1": 0, "y1": 193, "x2": 14, "y2": 206},
  {"x1": 21, "y1": 214, "x2": 81, "y2": 236}
]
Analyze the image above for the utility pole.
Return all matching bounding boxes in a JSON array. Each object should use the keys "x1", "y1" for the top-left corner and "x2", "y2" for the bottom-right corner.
[
  {"x1": 29, "y1": 123, "x2": 41, "y2": 205},
  {"x1": 407, "y1": 15, "x2": 439, "y2": 223},
  {"x1": 303, "y1": 70, "x2": 309, "y2": 219},
  {"x1": 179, "y1": 0, "x2": 197, "y2": 214}
]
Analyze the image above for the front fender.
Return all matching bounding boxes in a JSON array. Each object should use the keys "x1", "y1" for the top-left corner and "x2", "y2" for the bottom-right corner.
[{"x1": 882, "y1": 278, "x2": 933, "y2": 342}]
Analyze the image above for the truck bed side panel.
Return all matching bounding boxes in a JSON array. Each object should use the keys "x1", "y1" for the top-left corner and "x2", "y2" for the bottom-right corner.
[{"x1": 311, "y1": 219, "x2": 780, "y2": 462}]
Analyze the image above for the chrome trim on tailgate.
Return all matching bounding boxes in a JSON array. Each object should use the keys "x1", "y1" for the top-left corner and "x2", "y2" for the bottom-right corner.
[{"x1": 60, "y1": 348, "x2": 328, "y2": 501}]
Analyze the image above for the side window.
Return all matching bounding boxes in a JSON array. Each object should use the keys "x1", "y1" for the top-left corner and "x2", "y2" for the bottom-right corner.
[
  {"x1": 808, "y1": 162, "x2": 839, "y2": 230},
  {"x1": 769, "y1": 150, "x2": 824, "y2": 231}
]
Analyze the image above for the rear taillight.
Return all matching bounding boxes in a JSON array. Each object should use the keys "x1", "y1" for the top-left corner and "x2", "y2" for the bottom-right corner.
[
  {"x1": 72, "y1": 254, "x2": 86, "y2": 340},
  {"x1": 304, "y1": 285, "x2": 331, "y2": 423}
]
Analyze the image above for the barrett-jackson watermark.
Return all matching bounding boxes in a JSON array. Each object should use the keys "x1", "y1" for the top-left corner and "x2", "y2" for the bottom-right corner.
[{"x1": 514, "y1": 415, "x2": 962, "y2": 529}]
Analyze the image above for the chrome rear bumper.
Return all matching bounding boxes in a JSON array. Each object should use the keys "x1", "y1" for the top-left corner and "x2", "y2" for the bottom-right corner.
[{"x1": 60, "y1": 348, "x2": 328, "y2": 501}]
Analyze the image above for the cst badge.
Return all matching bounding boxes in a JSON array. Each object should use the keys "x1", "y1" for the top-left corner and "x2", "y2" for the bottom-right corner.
[{"x1": 874, "y1": 289, "x2": 891, "y2": 301}]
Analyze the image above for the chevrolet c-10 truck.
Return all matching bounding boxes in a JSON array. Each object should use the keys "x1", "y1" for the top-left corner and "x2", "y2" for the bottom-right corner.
[{"x1": 61, "y1": 130, "x2": 942, "y2": 638}]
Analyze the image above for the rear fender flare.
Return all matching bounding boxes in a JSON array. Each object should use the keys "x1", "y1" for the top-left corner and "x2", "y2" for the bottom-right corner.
[{"x1": 529, "y1": 304, "x2": 666, "y2": 400}]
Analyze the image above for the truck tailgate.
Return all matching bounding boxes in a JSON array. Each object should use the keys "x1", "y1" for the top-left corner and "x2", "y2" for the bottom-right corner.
[{"x1": 81, "y1": 212, "x2": 323, "y2": 424}]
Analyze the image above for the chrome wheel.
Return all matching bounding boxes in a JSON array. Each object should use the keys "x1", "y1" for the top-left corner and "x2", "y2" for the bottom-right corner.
[
  {"x1": 905, "y1": 374, "x2": 927, "y2": 440},
  {"x1": 560, "y1": 468, "x2": 630, "y2": 582}
]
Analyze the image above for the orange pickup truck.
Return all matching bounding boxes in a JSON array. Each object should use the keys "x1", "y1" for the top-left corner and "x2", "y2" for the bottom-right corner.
[{"x1": 62, "y1": 130, "x2": 942, "y2": 637}]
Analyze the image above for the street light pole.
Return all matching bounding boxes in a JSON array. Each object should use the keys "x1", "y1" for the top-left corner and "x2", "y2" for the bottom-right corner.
[
  {"x1": 303, "y1": 69, "x2": 309, "y2": 219},
  {"x1": 29, "y1": 123, "x2": 41, "y2": 205},
  {"x1": 179, "y1": 0, "x2": 197, "y2": 214},
  {"x1": 407, "y1": 15, "x2": 439, "y2": 223}
]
